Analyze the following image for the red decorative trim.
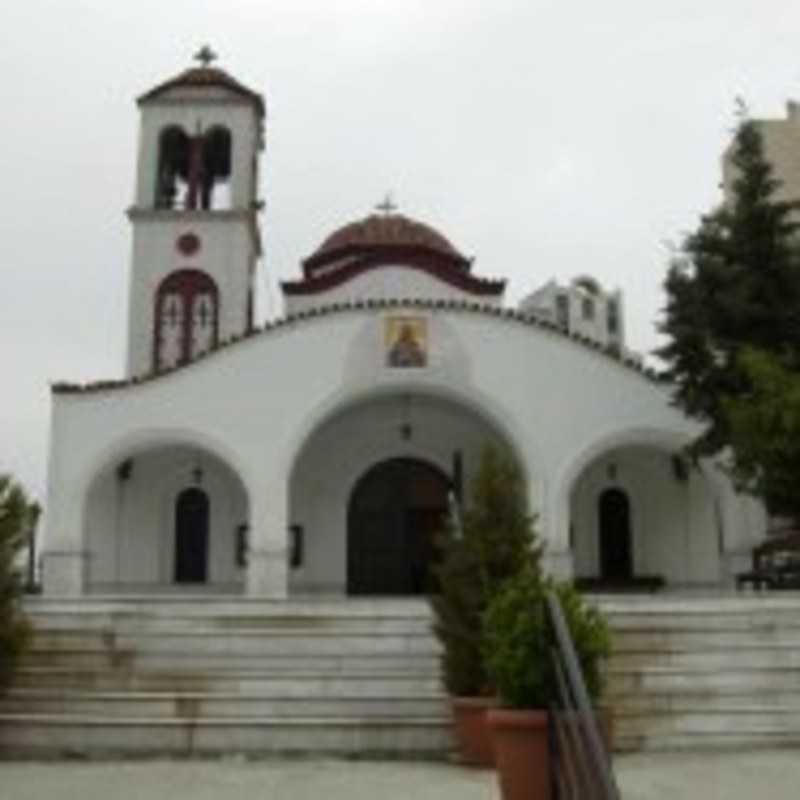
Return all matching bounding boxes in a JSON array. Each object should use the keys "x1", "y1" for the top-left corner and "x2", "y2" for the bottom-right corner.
[
  {"x1": 176, "y1": 233, "x2": 201, "y2": 256},
  {"x1": 284, "y1": 249, "x2": 504, "y2": 297},
  {"x1": 153, "y1": 269, "x2": 219, "y2": 371}
]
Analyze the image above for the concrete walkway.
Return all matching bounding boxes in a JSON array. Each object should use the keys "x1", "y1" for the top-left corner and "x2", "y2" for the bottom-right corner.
[{"x1": 1, "y1": 750, "x2": 800, "y2": 799}]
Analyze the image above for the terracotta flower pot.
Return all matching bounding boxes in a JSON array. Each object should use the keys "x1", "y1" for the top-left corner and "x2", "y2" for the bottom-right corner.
[
  {"x1": 487, "y1": 708, "x2": 550, "y2": 800},
  {"x1": 451, "y1": 696, "x2": 496, "y2": 766}
]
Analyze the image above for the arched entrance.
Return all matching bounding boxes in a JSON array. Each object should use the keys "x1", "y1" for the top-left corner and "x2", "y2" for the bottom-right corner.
[
  {"x1": 174, "y1": 487, "x2": 210, "y2": 583},
  {"x1": 347, "y1": 458, "x2": 450, "y2": 595},
  {"x1": 598, "y1": 488, "x2": 632, "y2": 580}
]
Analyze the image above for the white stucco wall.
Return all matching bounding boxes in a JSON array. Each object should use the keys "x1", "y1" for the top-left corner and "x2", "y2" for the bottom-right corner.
[
  {"x1": 84, "y1": 446, "x2": 248, "y2": 592},
  {"x1": 289, "y1": 393, "x2": 510, "y2": 594},
  {"x1": 125, "y1": 214, "x2": 256, "y2": 375},
  {"x1": 283, "y1": 266, "x2": 502, "y2": 316},
  {"x1": 570, "y1": 446, "x2": 719, "y2": 585},
  {"x1": 42, "y1": 304, "x2": 762, "y2": 597}
]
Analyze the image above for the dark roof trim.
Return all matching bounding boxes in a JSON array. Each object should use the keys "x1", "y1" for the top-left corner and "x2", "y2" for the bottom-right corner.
[
  {"x1": 284, "y1": 249, "x2": 504, "y2": 296},
  {"x1": 52, "y1": 299, "x2": 662, "y2": 396}
]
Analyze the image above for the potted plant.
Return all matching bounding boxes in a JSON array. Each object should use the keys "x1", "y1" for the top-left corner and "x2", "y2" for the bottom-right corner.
[
  {"x1": 430, "y1": 445, "x2": 542, "y2": 766},
  {"x1": 482, "y1": 569, "x2": 610, "y2": 800}
]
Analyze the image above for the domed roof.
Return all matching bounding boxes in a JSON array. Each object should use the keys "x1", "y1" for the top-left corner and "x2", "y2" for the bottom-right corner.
[{"x1": 305, "y1": 213, "x2": 466, "y2": 269}]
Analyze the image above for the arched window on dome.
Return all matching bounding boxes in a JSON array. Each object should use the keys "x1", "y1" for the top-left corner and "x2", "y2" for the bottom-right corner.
[{"x1": 154, "y1": 270, "x2": 219, "y2": 371}]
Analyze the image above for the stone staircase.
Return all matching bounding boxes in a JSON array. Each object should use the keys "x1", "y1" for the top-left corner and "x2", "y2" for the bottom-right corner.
[
  {"x1": 3, "y1": 594, "x2": 800, "y2": 758},
  {"x1": 601, "y1": 594, "x2": 800, "y2": 751},
  {"x1": 0, "y1": 597, "x2": 451, "y2": 758}
]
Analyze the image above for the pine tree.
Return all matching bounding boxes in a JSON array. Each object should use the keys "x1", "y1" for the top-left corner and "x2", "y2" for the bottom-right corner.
[
  {"x1": 0, "y1": 475, "x2": 35, "y2": 693},
  {"x1": 430, "y1": 445, "x2": 541, "y2": 696},
  {"x1": 657, "y1": 112, "x2": 800, "y2": 460}
]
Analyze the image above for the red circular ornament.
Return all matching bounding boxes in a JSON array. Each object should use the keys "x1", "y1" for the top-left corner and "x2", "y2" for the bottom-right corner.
[{"x1": 177, "y1": 233, "x2": 201, "y2": 256}]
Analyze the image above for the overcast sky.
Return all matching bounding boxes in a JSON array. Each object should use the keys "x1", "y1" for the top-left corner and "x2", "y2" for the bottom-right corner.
[{"x1": 2, "y1": 0, "x2": 800, "y2": 501}]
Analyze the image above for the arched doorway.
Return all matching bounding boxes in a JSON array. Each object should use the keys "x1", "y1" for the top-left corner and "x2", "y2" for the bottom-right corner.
[
  {"x1": 174, "y1": 487, "x2": 210, "y2": 583},
  {"x1": 347, "y1": 458, "x2": 450, "y2": 595},
  {"x1": 598, "y1": 488, "x2": 632, "y2": 580}
]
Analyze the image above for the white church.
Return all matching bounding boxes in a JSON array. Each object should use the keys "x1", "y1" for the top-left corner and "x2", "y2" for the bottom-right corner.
[{"x1": 41, "y1": 54, "x2": 764, "y2": 601}]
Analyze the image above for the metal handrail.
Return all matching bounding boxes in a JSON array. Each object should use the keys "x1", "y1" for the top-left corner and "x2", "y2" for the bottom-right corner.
[{"x1": 546, "y1": 591, "x2": 620, "y2": 800}]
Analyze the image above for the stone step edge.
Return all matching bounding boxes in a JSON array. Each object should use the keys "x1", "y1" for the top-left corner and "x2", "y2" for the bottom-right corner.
[
  {"x1": 610, "y1": 705, "x2": 800, "y2": 716},
  {"x1": 0, "y1": 713, "x2": 450, "y2": 727},
  {"x1": 13, "y1": 667, "x2": 441, "y2": 679},
  {"x1": 2, "y1": 689, "x2": 447, "y2": 701},
  {"x1": 605, "y1": 663, "x2": 800, "y2": 675},
  {"x1": 28, "y1": 626, "x2": 435, "y2": 646}
]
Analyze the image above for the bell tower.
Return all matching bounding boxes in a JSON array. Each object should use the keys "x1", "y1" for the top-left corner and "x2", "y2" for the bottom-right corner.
[{"x1": 125, "y1": 48, "x2": 265, "y2": 376}]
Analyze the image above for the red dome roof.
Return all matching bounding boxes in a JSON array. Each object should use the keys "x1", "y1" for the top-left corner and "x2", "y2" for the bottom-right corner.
[{"x1": 307, "y1": 213, "x2": 465, "y2": 266}]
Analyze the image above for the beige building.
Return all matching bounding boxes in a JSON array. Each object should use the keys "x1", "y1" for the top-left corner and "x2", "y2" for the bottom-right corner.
[{"x1": 722, "y1": 100, "x2": 800, "y2": 206}]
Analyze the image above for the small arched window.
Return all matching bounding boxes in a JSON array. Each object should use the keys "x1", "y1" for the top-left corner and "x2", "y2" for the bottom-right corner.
[{"x1": 154, "y1": 270, "x2": 219, "y2": 370}]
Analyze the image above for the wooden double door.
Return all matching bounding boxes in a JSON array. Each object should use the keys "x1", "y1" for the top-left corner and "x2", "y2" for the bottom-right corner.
[{"x1": 348, "y1": 458, "x2": 450, "y2": 595}]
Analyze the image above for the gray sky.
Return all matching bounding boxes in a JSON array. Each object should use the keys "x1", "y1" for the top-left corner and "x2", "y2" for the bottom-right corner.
[{"x1": 2, "y1": 0, "x2": 800, "y2": 501}]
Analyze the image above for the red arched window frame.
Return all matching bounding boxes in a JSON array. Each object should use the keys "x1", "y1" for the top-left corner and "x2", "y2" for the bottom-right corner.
[{"x1": 153, "y1": 269, "x2": 220, "y2": 371}]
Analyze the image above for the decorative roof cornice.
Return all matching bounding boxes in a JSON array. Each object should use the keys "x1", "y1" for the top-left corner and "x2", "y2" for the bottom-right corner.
[
  {"x1": 138, "y1": 66, "x2": 265, "y2": 117},
  {"x1": 283, "y1": 248, "x2": 504, "y2": 296},
  {"x1": 51, "y1": 299, "x2": 662, "y2": 396}
]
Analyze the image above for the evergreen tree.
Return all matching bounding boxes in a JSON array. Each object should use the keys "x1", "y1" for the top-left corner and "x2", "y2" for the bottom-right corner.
[
  {"x1": 430, "y1": 445, "x2": 541, "y2": 696},
  {"x1": 0, "y1": 474, "x2": 35, "y2": 693},
  {"x1": 657, "y1": 112, "x2": 800, "y2": 461},
  {"x1": 723, "y1": 348, "x2": 800, "y2": 517}
]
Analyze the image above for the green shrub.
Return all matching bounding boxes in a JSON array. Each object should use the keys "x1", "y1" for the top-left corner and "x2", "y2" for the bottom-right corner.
[
  {"x1": 482, "y1": 569, "x2": 611, "y2": 709},
  {"x1": 0, "y1": 475, "x2": 35, "y2": 694},
  {"x1": 430, "y1": 444, "x2": 542, "y2": 696}
]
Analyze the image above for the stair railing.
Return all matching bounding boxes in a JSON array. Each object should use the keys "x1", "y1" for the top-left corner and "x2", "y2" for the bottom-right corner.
[{"x1": 546, "y1": 591, "x2": 620, "y2": 800}]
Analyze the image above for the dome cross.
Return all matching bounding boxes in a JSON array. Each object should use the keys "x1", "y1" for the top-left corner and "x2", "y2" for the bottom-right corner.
[
  {"x1": 193, "y1": 45, "x2": 218, "y2": 67},
  {"x1": 375, "y1": 193, "x2": 398, "y2": 215}
]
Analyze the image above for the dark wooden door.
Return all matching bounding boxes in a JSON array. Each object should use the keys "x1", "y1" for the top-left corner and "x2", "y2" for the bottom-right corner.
[
  {"x1": 348, "y1": 459, "x2": 448, "y2": 595},
  {"x1": 599, "y1": 488, "x2": 632, "y2": 580},
  {"x1": 174, "y1": 488, "x2": 209, "y2": 583}
]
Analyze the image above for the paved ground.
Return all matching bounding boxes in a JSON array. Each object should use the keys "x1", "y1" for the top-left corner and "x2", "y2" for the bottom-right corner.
[{"x1": 1, "y1": 750, "x2": 800, "y2": 799}]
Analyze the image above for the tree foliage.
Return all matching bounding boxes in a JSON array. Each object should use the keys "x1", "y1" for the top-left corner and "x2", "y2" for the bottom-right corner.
[
  {"x1": 482, "y1": 570, "x2": 610, "y2": 709},
  {"x1": 723, "y1": 348, "x2": 800, "y2": 516},
  {"x1": 657, "y1": 115, "x2": 800, "y2": 461},
  {"x1": 430, "y1": 445, "x2": 541, "y2": 696},
  {"x1": 0, "y1": 474, "x2": 35, "y2": 693}
]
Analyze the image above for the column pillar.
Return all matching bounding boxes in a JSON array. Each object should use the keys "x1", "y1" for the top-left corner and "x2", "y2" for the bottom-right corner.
[
  {"x1": 41, "y1": 483, "x2": 87, "y2": 597},
  {"x1": 246, "y1": 476, "x2": 289, "y2": 598},
  {"x1": 540, "y1": 476, "x2": 574, "y2": 580}
]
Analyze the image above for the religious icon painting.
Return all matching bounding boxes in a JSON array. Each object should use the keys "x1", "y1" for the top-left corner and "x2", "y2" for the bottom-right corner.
[{"x1": 385, "y1": 316, "x2": 427, "y2": 368}]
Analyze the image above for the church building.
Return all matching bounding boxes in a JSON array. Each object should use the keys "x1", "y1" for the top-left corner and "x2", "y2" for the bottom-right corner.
[{"x1": 41, "y1": 55, "x2": 764, "y2": 599}]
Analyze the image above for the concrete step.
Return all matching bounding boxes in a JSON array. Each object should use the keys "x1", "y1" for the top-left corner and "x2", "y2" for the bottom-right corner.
[
  {"x1": 12, "y1": 667, "x2": 443, "y2": 694},
  {"x1": 0, "y1": 713, "x2": 452, "y2": 758},
  {"x1": 609, "y1": 693, "x2": 800, "y2": 714},
  {"x1": 610, "y1": 628, "x2": 800, "y2": 651},
  {"x1": 606, "y1": 664, "x2": 800, "y2": 694},
  {"x1": 0, "y1": 690, "x2": 448, "y2": 718},
  {"x1": 29, "y1": 629, "x2": 439, "y2": 656},
  {"x1": 20, "y1": 648, "x2": 440, "y2": 673},
  {"x1": 605, "y1": 646, "x2": 800, "y2": 671}
]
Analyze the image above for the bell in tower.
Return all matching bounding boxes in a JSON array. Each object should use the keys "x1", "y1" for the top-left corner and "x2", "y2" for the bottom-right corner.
[{"x1": 125, "y1": 48, "x2": 265, "y2": 376}]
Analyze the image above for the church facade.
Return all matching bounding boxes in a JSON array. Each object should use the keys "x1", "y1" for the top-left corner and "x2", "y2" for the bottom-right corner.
[{"x1": 41, "y1": 59, "x2": 764, "y2": 599}]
